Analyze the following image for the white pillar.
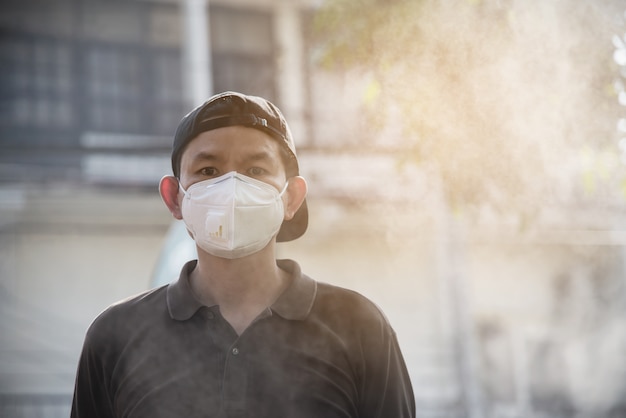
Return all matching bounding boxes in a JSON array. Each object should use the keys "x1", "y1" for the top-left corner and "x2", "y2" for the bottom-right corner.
[
  {"x1": 182, "y1": 0, "x2": 213, "y2": 107},
  {"x1": 274, "y1": 0, "x2": 307, "y2": 145}
]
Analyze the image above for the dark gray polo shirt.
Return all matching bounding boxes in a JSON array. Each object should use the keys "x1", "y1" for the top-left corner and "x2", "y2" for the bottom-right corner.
[{"x1": 71, "y1": 259, "x2": 415, "y2": 418}]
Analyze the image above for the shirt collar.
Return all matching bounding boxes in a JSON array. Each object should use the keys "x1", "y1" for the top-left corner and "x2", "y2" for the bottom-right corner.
[
  {"x1": 166, "y1": 260, "x2": 204, "y2": 320},
  {"x1": 271, "y1": 259, "x2": 317, "y2": 320},
  {"x1": 166, "y1": 259, "x2": 317, "y2": 321}
]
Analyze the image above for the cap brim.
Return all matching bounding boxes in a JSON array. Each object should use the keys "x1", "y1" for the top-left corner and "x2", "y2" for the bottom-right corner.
[{"x1": 277, "y1": 198, "x2": 308, "y2": 242}]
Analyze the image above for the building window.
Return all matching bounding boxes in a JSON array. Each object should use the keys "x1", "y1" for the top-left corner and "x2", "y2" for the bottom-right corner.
[
  {"x1": 210, "y1": 7, "x2": 276, "y2": 101},
  {"x1": 152, "y1": 50, "x2": 185, "y2": 134},
  {"x1": 84, "y1": 46, "x2": 145, "y2": 133},
  {"x1": 0, "y1": 35, "x2": 75, "y2": 137},
  {"x1": 0, "y1": 2, "x2": 184, "y2": 150}
]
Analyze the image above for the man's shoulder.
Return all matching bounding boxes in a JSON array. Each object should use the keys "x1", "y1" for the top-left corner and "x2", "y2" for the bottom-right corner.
[
  {"x1": 312, "y1": 281, "x2": 392, "y2": 330},
  {"x1": 315, "y1": 281, "x2": 380, "y2": 309},
  {"x1": 86, "y1": 285, "x2": 169, "y2": 341}
]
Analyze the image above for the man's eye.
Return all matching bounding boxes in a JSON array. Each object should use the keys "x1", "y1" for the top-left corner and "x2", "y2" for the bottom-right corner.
[
  {"x1": 248, "y1": 167, "x2": 265, "y2": 176},
  {"x1": 200, "y1": 167, "x2": 218, "y2": 176}
]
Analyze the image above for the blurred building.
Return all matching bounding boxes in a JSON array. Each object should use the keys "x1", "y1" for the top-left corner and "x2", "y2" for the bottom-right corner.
[
  {"x1": 1, "y1": 1, "x2": 626, "y2": 418},
  {"x1": 0, "y1": 0, "x2": 397, "y2": 415},
  {"x1": 0, "y1": 0, "x2": 317, "y2": 415},
  {"x1": 0, "y1": 0, "x2": 303, "y2": 188}
]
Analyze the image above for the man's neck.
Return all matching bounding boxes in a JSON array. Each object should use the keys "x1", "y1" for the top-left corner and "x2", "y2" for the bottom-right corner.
[{"x1": 189, "y1": 244, "x2": 289, "y2": 334}]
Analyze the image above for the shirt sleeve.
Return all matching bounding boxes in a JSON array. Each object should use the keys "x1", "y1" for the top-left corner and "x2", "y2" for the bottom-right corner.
[
  {"x1": 358, "y1": 321, "x2": 416, "y2": 418},
  {"x1": 71, "y1": 321, "x2": 117, "y2": 418}
]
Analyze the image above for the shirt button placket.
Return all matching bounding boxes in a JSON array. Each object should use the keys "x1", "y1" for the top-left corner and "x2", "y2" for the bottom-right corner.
[{"x1": 223, "y1": 343, "x2": 246, "y2": 412}]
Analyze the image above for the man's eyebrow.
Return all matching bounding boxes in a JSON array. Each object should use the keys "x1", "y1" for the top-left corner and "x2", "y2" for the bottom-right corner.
[
  {"x1": 190, "y1": 151, "x2": 218, "y2": 162},
  {"x1": 188, "y1": 150, "x2": 277, "y2": 165},
  {"x1": 245, "y1": 151, "x2": 274, "y2": 162}
]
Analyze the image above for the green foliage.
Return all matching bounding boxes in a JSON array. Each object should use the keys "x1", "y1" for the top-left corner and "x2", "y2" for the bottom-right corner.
[{"x1": 313, "y1": 0, "x2": 625, "y2": 214}]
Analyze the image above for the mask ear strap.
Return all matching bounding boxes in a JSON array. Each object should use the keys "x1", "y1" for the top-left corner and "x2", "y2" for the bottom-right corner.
[
  {"x1": 279, "y1": 180, "x2": 289, "y2": 197},
  {"x1": 178, "y1": 179, "x2": 189, "y2": 197}
]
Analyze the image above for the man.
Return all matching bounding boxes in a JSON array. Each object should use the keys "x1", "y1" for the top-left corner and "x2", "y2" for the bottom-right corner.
[{"x1": 71, "y1": 91, "x2": 415, "y2": 417}]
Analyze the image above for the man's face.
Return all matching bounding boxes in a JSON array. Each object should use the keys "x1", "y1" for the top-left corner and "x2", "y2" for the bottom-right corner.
[{"x1": 178, "y1": 125, "x2": 288, "y2": 193}]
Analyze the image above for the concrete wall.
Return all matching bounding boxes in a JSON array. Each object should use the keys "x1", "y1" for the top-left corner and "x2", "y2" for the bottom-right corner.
[{"x1": 0, "y1": 184, "x2": 171, "y2": 397}]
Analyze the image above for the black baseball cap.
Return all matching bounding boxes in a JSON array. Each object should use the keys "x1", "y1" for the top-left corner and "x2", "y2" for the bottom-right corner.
[{"x1": 171, "y1": 91, "x2": 308, "y2": 242}]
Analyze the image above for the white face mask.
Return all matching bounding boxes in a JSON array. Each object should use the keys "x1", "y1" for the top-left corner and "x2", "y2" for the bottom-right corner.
[{"x1": 179, "y1": 171, "x2": 287, "y2": 259}]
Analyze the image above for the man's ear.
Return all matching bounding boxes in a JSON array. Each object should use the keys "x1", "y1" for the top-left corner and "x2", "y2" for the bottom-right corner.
[
  {"x1": 284, "y1": 176, "x2": 307, "y2": 221},
  {"x1": 159, "y1": 175, "x2": 183, "y2": 220}
]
